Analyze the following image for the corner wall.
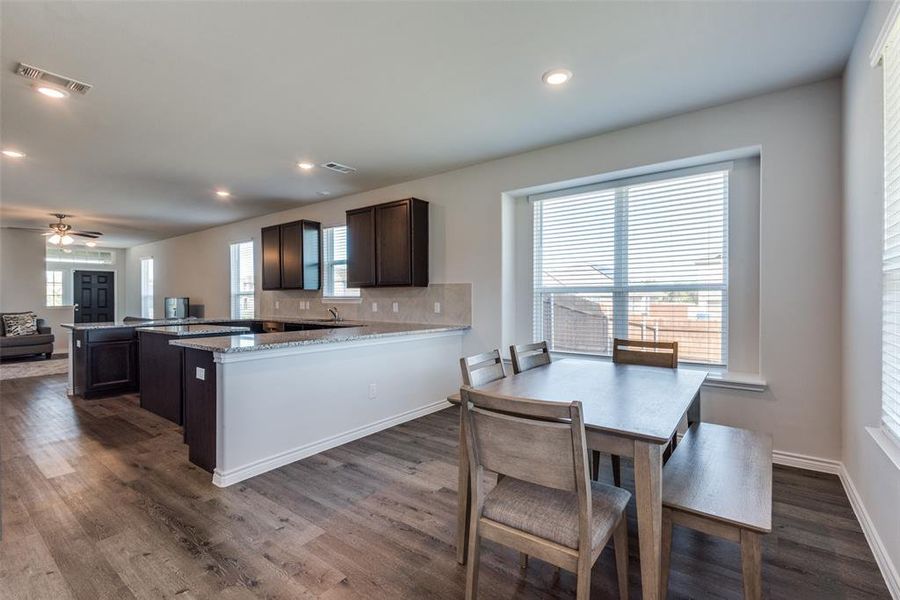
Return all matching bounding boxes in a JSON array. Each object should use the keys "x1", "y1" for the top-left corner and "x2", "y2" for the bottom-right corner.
[{"x1": 842, "y1": 1, "x2": 900, "y2": 595}]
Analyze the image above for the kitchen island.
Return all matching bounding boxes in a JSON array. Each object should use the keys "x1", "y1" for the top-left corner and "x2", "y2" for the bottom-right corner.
[{"x1": 170, "y1": 322, "x2": 468, "y2": 486}]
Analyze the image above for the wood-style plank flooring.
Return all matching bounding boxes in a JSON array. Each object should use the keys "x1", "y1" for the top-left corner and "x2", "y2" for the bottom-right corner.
[{"x1": 0, "y1": 373, "x2": 891, "y2": 599}]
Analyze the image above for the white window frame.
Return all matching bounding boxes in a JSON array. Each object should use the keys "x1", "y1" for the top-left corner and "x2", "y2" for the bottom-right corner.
[
  {"x1": 140, "y1": 257, "x2": 154, "y2": 319},
  {"x1": 46, "y1": 270, "x2": 64, "y2": 307},
  {"x1": 530, "y1": 162, "x2": 730, "y2": 367},
  {"x1": 323, "y1": 225, "x2": 361, "y2": 301},
  {"x1": 230, "y1": 240, "x2": 255, "y2": 319}
]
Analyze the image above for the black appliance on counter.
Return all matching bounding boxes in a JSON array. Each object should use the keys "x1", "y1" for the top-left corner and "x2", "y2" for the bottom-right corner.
[{"x1": 164, "y1": 297, "x2": 190, "y2": 319}]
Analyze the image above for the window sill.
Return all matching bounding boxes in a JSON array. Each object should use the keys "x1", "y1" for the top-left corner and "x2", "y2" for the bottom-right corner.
[
  {"x1": 321, "y1": 297, "x2": 363, "y2": 304},
  {"x1": 866, "y1": 426, "x2": 900, "y2": 472},
  {"x1": 548, "y1": 350, "x2": 767, "y2": 392}
]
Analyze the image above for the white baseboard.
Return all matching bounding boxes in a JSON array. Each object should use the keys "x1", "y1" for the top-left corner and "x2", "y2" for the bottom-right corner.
[
  {"x1": 839, "y1": 466, "x2": 900, "y2": 600},
  {"x1": 212, "y1": 399, "x2": 452, "y2": 487},
  {"x1": 772, "y1": 449, "x2": 843, "y2": 474}
]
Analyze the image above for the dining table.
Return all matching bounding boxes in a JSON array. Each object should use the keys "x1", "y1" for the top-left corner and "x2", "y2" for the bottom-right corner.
[{"x1": 451, "y1": 357, "x2": 706, "y2": 600}]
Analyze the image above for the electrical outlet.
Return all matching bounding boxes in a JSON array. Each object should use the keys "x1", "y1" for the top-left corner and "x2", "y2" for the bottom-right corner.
[
  {"x1": 196, "y1": 367, "x2": 206, "y2": 381},
  {"x1": 368, "y1": 383, "x2": 377, "y2": 399},
  {"x1": 275, "y1": 301, "x2": 280, "y2": 310},
  {"x1": 372, "y1": 302, "x2": 378, "y2": 312},
  {"x1": 392, "y1": 302, "x2": 399, "y2": 313},
  {"x1": 76, "y1": 340, "x2": 81, "y2": 348},
  {"x1": 306, "y1": 301, "x2": 311, "y2": 310},
  {"x1": 434, "y1": 302, "x2": 441, "y2": 314}
]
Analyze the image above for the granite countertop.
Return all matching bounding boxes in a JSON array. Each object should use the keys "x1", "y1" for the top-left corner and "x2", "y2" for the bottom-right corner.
[
  {"x1": 169, "y1": 322, "x2": 469, "y2": 354},
  {"x1": 137, "y1": 324, "x2": 251, "y2": 337},
  {"x1": 59, "y1": 316, "x2": 365, "y2": 330}
]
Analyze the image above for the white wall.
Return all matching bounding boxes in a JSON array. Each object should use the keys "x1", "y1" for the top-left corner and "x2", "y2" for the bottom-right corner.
[
  {"x1": 842, "y1": 0, "x2": 900, "y2": 591},
  {"x1": 128, "y1": 78, "x2": 844, "y2": 462},
  {"x1": 0, "y1": 228, "x2": 127, "y2": 352}
]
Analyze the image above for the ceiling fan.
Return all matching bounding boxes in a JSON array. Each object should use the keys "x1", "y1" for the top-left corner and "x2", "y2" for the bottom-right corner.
[{"x1": 37, "y1": 214, "x2": 104, "y2": 246}]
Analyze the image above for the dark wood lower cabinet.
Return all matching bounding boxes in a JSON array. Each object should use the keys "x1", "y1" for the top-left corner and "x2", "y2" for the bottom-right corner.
[
  {"x1": 73, "y1": 327, "x2": 140, "y2": 398},
  {"x1": 182, "y1": 348, "x2": 217, "y2": 473},
  {"x1": 138, "y1": 331, "x2": 185, "y2": 424}
]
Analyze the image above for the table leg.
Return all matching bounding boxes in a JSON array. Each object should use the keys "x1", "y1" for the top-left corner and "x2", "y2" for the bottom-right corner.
[
  {"x1": 687, "y1": 390, "x2": 701, "y2": 427},
  {"x1": 456, "y1": 407, "x2": 471, "y2": 565},
  {"x1": 633, "y1": 440, "x2": 664, "y2": 600}
]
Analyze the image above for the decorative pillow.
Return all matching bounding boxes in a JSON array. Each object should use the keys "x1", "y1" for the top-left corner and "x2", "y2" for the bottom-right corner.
[{"x1": 2, "y1": 312, "x2": 38, "y2": 337}]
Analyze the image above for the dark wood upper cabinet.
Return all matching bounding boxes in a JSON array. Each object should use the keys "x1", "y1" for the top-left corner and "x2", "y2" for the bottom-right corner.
[
  {"x1": 346, "y1": 207, "x2": 377, "y2": 288},
  {"x1": 261, "y1": 220, "x2": 322, "y2": 291},
  {"x1": 261, "y1": 225, "x2": 282, "y2": 290},
  {"x1": 347, "y1": 198, "x2": 428, "y2": 288}
]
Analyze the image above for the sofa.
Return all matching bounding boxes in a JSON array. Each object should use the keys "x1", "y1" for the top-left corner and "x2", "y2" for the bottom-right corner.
[{"x1": 0, "y1": 313, "x2": 55, "y2": 360}]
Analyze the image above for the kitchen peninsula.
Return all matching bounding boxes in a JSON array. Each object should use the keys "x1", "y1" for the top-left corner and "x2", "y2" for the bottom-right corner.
[{"x1": 61, "y1": 318, "x2": 468, "y2": 487}]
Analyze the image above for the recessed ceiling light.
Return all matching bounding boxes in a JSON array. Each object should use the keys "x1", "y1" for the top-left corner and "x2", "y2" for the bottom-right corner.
[
  {"x1": 216, "y1": 189, "x2": 231, "y2": 198},
  {"x1": 1, "y1": 149, "x2": 26, "y2": 158},
  {"x1": 298, "y1": 162, "x2": 315, "y2": 170},
  {"x1": 542, "y1": 68, "x2": 572, "y2": 86},
  {"x1": 35, "y1": 85, "x2": 70, "y2": 99},
  {"x1": 85, "y1": 241, "x2": 97, "y2": 247},
  {"x1": 318, "y1": 191, "x2": 331, "y2": 196}
]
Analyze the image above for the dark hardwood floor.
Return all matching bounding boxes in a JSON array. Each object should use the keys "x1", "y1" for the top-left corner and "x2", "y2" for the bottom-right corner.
[{"x1": 0, "y1": 373, "x2": 891, "y2": 599}]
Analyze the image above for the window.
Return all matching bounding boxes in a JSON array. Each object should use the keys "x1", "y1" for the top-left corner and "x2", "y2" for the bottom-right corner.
[
  {"x1": 230, "y1": 241, "x2": 255, "y2": 319},
  {"x1": 323, "y1": 226, "x2": 360, "y2": 299},
  {"x1": 140, "y1": 257, "x2": 154, "y2": 318},
  {"x1": 532, "y1": 165, "x2": 729, "y2": 366},
  {"x1": 46, "y1": 271, "x2": 63, "y2": 307},
  {"x1": 46, "y1": 247, "x2": 114, "y2": 265},
  {"x1": 881, "y1": 16, "x2": 900, "y2": 445}
]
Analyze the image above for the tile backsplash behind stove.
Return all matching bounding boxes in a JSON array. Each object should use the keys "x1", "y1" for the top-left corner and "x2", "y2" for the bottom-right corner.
[{"x1": 258, "y1": 283, "x2": 472, "y2": 326}]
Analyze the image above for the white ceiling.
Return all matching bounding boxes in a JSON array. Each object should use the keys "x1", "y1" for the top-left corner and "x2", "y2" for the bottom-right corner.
[{"x1": 0, "y1": 1, "x2": 867, "y2": 247}]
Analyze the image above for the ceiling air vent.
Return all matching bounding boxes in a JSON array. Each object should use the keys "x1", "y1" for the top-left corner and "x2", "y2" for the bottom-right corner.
[
  {"x1": 321, "y1": 161, "x2": 357, "y2": 174},
  {"x1": 15, "y1": 62, "x2": 93, "y2": 95}
]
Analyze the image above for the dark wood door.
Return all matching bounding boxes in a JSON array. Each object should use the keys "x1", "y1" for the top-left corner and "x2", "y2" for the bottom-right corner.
[
  {"x1": 375, "y1": 200, "x2": 412, "y2": 286},
  {"x1": 280, "y1": 221, "x2": 303, "y2": 289},
  {"x1": 74, "y1": 270, "x2": 115, "y2": 323},
  {"x1": 347, "y1": 207, "x2": 376, "y2": 288},
  {"x1": 261, "y1": 225, "x2": 282, "y2": 290}
]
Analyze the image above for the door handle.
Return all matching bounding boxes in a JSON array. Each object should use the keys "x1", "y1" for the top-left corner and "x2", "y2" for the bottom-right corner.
[{"x1": 73, "y1": 304, "x2": 80, "y2": 311}]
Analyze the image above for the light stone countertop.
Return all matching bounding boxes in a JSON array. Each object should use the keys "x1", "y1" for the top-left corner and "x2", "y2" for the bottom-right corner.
[
  {"x1": 137, "y1": 324, "x2": 251, "y2": 337},
  {"x1": 169, "y1": 322, "x2": 469, "y2": 354},
  {"x1": 59, "y1": 316, "x2": 365, "y2": 330}
]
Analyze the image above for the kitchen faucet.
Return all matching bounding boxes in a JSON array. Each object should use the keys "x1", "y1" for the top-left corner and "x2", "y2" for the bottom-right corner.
[{"x1": 328, "y1": 306, "x2": 342, "y2": 322}]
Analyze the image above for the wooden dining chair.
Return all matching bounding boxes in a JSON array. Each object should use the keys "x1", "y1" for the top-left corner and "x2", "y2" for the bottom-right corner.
[
  {"x1": 461, "y1": 386, "x2": 631, "y2": 600},
  {"x1": 509, "y1": 341, "x2": 551, "y2": 374},
  {"x1": 606, "y1": 338, "x2": 680, "y2": 486},
  {"x1": 460, "y1": 349, "x2": 506, "y2": 386}
]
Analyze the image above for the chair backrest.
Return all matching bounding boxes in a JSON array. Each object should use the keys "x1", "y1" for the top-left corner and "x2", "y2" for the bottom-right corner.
[
  {"x1": 460, "y1": 349, "x2": 506, "y2": 386},
  {"x1": 461, "y1": 386, "x2": 590, "y2": 493},
  {"x1": 509, "y1": 341, "x2": 551, "y2": 374},
  {"x1": 612, "y1": 338, "x2": 678, "y2": 368}
]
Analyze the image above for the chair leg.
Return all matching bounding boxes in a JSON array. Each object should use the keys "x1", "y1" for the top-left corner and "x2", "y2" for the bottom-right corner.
[
  {"x1": 465, "y1": 517, "x2": 482, "y2": 600},
  {"x1": 660, "y1": 508, "x2": 673, "y2": 600},
  {"x1": 613, "y1": 516, "x2": 629, "y2": 600},
  {"x1": 611, "y1": 454, "x2": 622, "y2": 487},
  {"x1": 740, "y1": 529, "x2": 762, "y2": 600},
  {"x1": 575, "y1": 553, "x2": 592, "y2": 600},
  {"x1": 591, "y1": 450, "x2": 601, "y2": 481}
]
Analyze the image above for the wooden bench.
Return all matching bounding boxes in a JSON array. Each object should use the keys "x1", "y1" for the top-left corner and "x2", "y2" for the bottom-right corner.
[{"x1": 660, "y1": 423, "x2": 773, "y2": 599}]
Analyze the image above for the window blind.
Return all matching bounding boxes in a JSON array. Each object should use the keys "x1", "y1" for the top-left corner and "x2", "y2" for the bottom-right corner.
[
  {"x1": 230, "y1": 241, "x2": 255, "y2": 319},
  {"x1": 324, "y1": 226, "x2": 360, "y2": 298},
  {"x1": 882, "y1": 16, "x2": 900, "y2": 445},
  {"x1": 140, "y1": 257, "x2": 154, "y2": 318},
  {"x1": 533, "y1": 165, "x2": 729, "y2": 365}
]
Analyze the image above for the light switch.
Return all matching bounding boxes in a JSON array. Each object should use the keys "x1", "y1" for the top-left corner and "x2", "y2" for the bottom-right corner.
[
  {"x1": 275, "y1": 301, "x2": 280, "y2": 310},
  {"x1": 392, "y1": 302, "x2": 399, "y2": 313},
  {"x1": 196, "y1": 367, "x2": 206, "y2": 381},
  {"x1": 372, "y1": 302, "x2": 378, "y2": 312}
]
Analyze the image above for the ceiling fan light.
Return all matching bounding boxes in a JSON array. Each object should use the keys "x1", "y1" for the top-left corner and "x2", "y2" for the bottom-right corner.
[
  {"x1": 61, "y1": 234, "x2": 74, "y2": 245},
  {"x1": 48, "y1": 234, "x2": 61, "y2": 245}
]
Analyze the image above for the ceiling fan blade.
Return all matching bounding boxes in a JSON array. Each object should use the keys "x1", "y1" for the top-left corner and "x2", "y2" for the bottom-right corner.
[
  {"x1": 71, "y1": 232, "x2": 101, "y2": 238},
  {"x1": 76, "y1": 230, "x2": 103, "y2": 236}
]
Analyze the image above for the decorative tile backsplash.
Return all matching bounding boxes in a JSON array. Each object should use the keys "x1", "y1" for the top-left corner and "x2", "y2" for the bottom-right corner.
[{"x1": 258, "y1": 283, "x2": 472, "y2": 326}]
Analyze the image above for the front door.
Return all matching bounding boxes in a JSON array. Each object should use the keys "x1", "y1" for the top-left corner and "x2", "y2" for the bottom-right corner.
[{"x1": 74, "y1": 270, "x2": 115, "y2": 323}]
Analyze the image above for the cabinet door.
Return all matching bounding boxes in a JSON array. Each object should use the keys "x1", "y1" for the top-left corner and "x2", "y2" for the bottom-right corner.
[
  {"x1": 261, "y1": 225, "x2": 282, "y2": 290},
  {"x1": 347, "y1": 207, "x2": 376, "y2": 287},
  {"x1": 375, "y1": 200, "x2": 412, "y2": 286},
  {"x1": 301, "y1": 220, "x2": 321, "y2": 290},
  {"x1": 280, "y1": 221, "x2": 303, "y2": 289},
  {"x1": 87, "y1": 340, "x2": 137, "y2": 395}
]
